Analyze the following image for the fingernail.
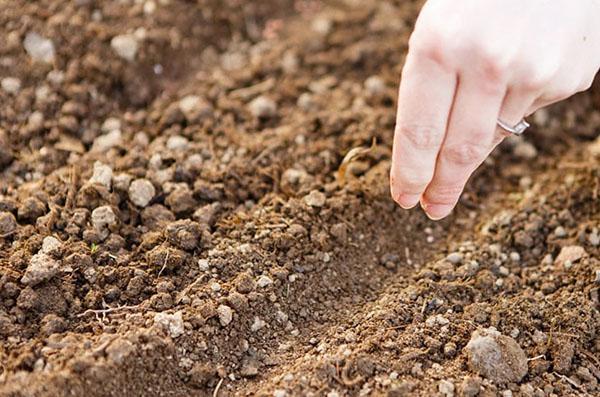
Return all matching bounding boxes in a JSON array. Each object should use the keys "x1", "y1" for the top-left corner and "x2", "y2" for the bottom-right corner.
[
  {"x1": 421, "y1": 202, "x2": 453, "y2": 220},
  {"x1": 395, "y1": 194, "x2": 420, "y2": 209}
]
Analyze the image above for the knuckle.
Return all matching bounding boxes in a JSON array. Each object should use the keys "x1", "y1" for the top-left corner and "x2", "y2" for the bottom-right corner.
[
  {"x1": 518, "y1": 63, "x2": 559, "y2": 92},
  {"x1": 396, "y1": 123, "x2": 445, "y2": 151},
  {"x1": 442, "y1": 141, "x2": 489, "y2": 166},
  {"x1": 408, "y1": 28, "x2": 451, "y2": 69}
]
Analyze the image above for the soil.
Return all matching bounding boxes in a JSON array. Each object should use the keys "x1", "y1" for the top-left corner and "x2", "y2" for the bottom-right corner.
[{"x1": 0, "y1": 1, "x2": 599, "y2": 396}]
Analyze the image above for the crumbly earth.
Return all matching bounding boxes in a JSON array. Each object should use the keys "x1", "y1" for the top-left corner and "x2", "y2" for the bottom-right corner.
[{"x1": 0, "y1": 1, "x2": 599, "y2": 396}]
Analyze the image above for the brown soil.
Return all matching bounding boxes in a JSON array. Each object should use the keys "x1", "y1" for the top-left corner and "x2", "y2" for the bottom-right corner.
[{"x1": 0, "y1": 1, "x2": 598, "y2": 396}]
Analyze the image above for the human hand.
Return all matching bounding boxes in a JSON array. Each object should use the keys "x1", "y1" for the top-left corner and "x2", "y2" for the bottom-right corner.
[{"x1": 391, "y1": 0, "x2": 600, "y2": 219}]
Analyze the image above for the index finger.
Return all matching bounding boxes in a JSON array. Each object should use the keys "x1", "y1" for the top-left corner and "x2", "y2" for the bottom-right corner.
[{"x1": 390, "y1": 53, "x2": 457, "y2": 208}]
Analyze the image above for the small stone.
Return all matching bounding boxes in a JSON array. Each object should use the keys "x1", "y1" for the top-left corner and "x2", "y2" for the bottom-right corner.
[
  {"x1": 113, "y1": 173, "x2": 133, "y2": 191},
  {"x1": 444, "y1": 342, "x2": 457, "y2": 357},
  {"x1": 446, "y1": 252, "x2": 463, "y2": 264},
  {"x1": 21, "y1": 253, "x2": 60, "y2": 286},
  {"x1": 509, "y1": 252, "x2": 521, "y2": 262},
  {"x1": 465, "y1": 327, "x2": 528, "y2": 384},
  {"x1": 91, "y1": 205, "x2": 117, "y2": 235},
  {"x1": 128, "y1": 179, "x2": 156, "y2": 207},
  {"x1": 1, "y1": 77, "x2": 21, "y2": 94},
  {"x1": 426, "y1": 314, "x2": 450, "y2": 327},
  {"x1": 178, "y1": 95, "x2": 212, "y2": 122},
  {"x1": 460, "y1": 376, "x2": 481, "y2": 397},
  {"x1": 438, "y1": 380, "x2": 455, "y2": 397},
  {"x1": 532, "y1": 330, "x2": 547, "y2": 345},
  {"x1": 513, "y1": 140, "x2": 538, "y2": 160},
  {"x1": 217, "y1": 304, "x2": 233, "y2": 326},
  {"x1": 91, "y1": 129, "x2": 122, "y2": 152},
  {"x1": 257, "y1": 275, "x2": 273, "y2": 288},
  {"x1": 273, "y1": 390, "x2": 287, "y2": 397},
  {"x1": 166, "y1": 135, "x2": 189, "y2": 150},
  {"x1": 240, "y1": 360, "x2": 259, "y2": 378},
  {"x1": 312, "y1": 17, "x2": 332, "y2": 35},
  {"x1": 198, "y1": 259, "x2": 209, "y2": 271},
  {"x1": 193, "y1": 203, "x2": 221, "y2": 227},
  {"x1": 89, "y1": 161, "x2": 113, "y2": 189},
  {"x1": 554, "y1": 226, "x2": 567, "y2": 238},
  {"x1": 251, "y1": 316, "x2": 266, "y2": 332},
  {"x1": 101, "y1": 117, "x2": 121, "y2": 133},
  {"x1": 154, "y1": 311, "x2": 184, "y2": 338},
  {"x1": 364, "y1": 76, "x2": 386, "y2": 96},
  {"x1": 500, "y1": 390, "x2": 513, "y2": 397},
  {"x1": 304, "y1": 190, "x2": 326, "y2": 207},
  {"x1": 111, "y1": 34, "x2": 139, "y2": 61},
  {"x1": 554, "y1": 245, "x2": 587, "y2": 266},
  {"x1": 248, "y1": 96, "x2": 277, "y2": 118},
  {"x1": 297, "y1": 93, "x2": 316, "y2": 111},
  {"x1": 41, "y1": 236, "x2": 62, "y2": 255},
  {"x1": 23, "y1": 32, "x2": 55, "y2": 63},
  {"x1": 0, "y1": 211, "x2": 18, "y2": 235}
]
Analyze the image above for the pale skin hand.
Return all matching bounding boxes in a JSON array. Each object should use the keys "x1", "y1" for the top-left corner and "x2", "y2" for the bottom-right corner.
[{"x1": 391, "y1": 0, "x2": 600, "y2": 220}]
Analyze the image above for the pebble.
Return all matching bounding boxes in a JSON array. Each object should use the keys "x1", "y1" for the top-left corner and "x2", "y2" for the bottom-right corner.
[
  {"x1": 553, "y1": 226, "x2": 567, "y2": 238},
  {"x1": 0, "y1": 211, "x2": 18, "y2": 235},
  {"x1": 438, "y1": 380, "x2": 455, "y2": 397},
  {"x1": 364, "y1": 76, "x2": 386, "y2": 96},
  {"x1": 460, "y1": 376, "x2": 481, "y2": 397},
  {"x1": 101, "y1": 117, "x2": 121, "y2": 133},
  {"x1": 297, "y1": 93, "x2": 316, "y2": 111},
  {"x1": 91, "y1": 205, "x2": 117, "y2": 233},
  {"x1": 111, "y1": 34, "x2": 139, "y2": 61},
  {"x1": 128, "y1": 179, "x2": 156, "y2": 207},
  {"x1": 251, "y1": 316, "x2": 266, "y2": 332},
  {"x1": 554, "y1": 245, "x2": 587, "y2": 266},
  {"x1": 304, "y1": 190, "x2": 326, "y2": 207},
  {"x1": 217, "y1": 304, "x2": 233, "y2": 326},
  {"x1": 465, "y1": 327, "x2": 528, "y2": 383},
  {"x1": 112, "y1": 173, "x2": 133, "y2": 191},
  {"x1": 446, "y1": 252, "x2": 463, "y2": 265},
  {"x1": 23, "y1": 32, "x2": 55, "y2": 63},
  {"x1": 1, "y1": 77, "x2": 21, "y2": 94},
  {"x1": 257, "y1": 275, "x2": 273, "y2": 288},
  {"x1": 166, "y1": 135, "x2": 189, "y2": 151},
  {"x1": 248, "y1": 96, "x2": 277, "y2": 118},
  {"x1": 513, "y1": 140, "x2": 538, "y2": 160},
  {"x1": 595, "y1": 269, "x2": 600, "y2": 284},
  {"x1": 273, "y1": 390, "x2": 287, "y2": 397},
  {"x1": 425, "y1": 314, "x2": 450, "y2": 327},
  {"x1": 509, "y1": 251, "x2": 520, "y2": 262},
  {"x1": 198, "y1": 259, "x2": 209, "y2": 271},
  {"x1": 89, "y1": 161, "x2": 113, "y2": 190},
  {"x1": 91, "y1": 129, "x2": 123, "y2": 152},
  {"x1": 21, "y1": 252, "x2": 60, "y2": 286},
  {"x1": 178, "y1": 95, "x2": 212, "y2": 122},
  {"x1": 41, "y1": 236, "x2": 62, "y2": 255},
  {"x1": 153, "y1": 311, "x2": 184, "y2": 338},
  {"x1": 312, "y1": 17, "x2": 332, "y2": 35}
]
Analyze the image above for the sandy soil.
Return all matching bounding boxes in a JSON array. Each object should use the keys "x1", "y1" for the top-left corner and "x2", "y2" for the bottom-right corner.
[{"x1": 0, "y1": 1, "x2": 599, "y2": 396}]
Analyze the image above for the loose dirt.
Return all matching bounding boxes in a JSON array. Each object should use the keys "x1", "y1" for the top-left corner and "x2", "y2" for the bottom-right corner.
[{"x1": 0, "y1": 1, "x2": 598, "y2": 396}]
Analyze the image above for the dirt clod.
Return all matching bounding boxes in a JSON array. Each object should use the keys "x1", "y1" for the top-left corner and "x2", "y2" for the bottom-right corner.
[{"x1": 465, "y1": 327, "x2": 528, "y2": 384}]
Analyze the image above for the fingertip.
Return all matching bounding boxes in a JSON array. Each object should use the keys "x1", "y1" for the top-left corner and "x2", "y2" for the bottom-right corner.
[
  {"x1": 394, "y1": 193, "x2": 421, "y2": 209},
  {"x1": 420, "y1": 200, "x2": 454, "y2": 220}
]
